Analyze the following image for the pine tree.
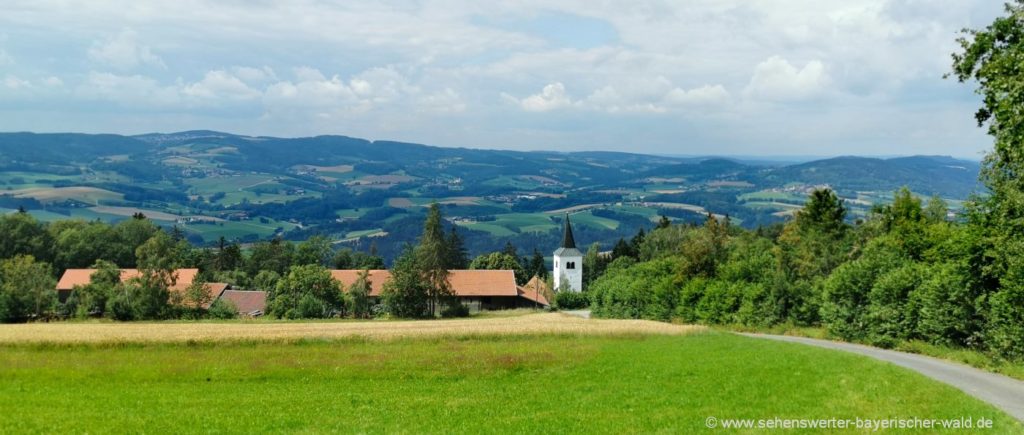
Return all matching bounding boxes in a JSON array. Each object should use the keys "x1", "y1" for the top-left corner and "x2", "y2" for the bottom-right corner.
[
  {"x1": 416, "y1": 203, "x2": 452, "y2": 316},
  {"x1": 657, "y1": 215, "x2": 671, "y2": 229},
  {"x1": 529, "y1": 248, "x2": 547, "y2": 280},
  {"x1": 445, "y1": 226, "x2": 469, "y2": 269}
]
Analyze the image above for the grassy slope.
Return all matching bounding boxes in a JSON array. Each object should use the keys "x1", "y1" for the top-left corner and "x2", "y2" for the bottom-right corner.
[{"x1": 0, "y1": 333, "x2": 1018, "y2": 433}]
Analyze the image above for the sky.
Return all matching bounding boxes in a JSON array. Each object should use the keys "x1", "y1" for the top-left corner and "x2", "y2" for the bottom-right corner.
[{"x1": 0, "y1": 0, "x2": 1007, "y2": 158}]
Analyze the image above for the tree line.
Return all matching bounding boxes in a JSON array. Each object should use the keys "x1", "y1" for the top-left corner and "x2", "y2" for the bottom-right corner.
[{"x1": 0, "y1": 203, "x2": 550, "y2": 322}]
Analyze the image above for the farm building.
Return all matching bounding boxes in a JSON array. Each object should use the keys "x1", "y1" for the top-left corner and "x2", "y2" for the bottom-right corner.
[
  {"x1": 217, "y1": 290, "x2": 268, "y2": 317},
  {"x1": 331, "y1": 269, "x2": 548, "y2": 310},
  {"x1": 55, "y1": 268, "x2": 229, "y2": 308}
]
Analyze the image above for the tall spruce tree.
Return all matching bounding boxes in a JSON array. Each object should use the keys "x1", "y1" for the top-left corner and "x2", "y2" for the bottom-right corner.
[{"x1": 416, "y1": 203, "x2": 452, "y2": 316}]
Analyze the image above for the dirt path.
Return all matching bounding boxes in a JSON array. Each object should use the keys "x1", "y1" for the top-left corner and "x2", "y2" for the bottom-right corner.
[{"x1": 741, "y1": 333, "x2": 1024, "y2": 422}]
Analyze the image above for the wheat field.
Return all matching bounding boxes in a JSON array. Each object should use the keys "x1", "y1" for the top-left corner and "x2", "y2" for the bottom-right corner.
[{"x1": 0, "y1": 312, "x2": 705, "y2": 344}]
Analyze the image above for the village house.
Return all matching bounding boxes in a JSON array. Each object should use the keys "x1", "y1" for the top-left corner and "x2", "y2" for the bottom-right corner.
[
  {"x1": 330, "y1": 269, "x2": 548, "y2": 310},
  {"x1": 55, "y1": 268, "x2": 230, "y2": 309}
]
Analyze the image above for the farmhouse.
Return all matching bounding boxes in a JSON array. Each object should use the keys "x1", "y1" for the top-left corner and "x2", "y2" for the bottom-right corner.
[
  {"x1": 331, "y1": 269, "x2": 549, "y2": 310},
  {"x1": 55, "y1": 268, "x2": 228, "y2": 308},
  {"x1": 218, "y1": 290, "x2": 268, "y2": 317}
]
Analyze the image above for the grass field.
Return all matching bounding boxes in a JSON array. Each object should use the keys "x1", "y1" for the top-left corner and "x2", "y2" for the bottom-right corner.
[{"x1": 0, "y1": 316, "x2": 1018, "y2": 433}]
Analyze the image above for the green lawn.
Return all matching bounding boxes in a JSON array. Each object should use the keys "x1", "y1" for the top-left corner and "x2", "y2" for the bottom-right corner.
[{"x1": 0, "y1": 333, "x2": 1017, "y2": 433}]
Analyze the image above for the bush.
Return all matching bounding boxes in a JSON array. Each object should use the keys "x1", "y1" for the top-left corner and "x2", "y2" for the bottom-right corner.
[
  {"x1": 589, "y1": 257, "x2": 678, "y2": 320},
  {"x1": 440, "y1": 302, "x2": 470, "y2": 318},
  {"x1": 207, "y1": 298, "x2": 238, "y2": 319},
  {"x1": 107, "y1": 292, "x2": 135, "y2": 321},
  {"x1": 554, "y1": 291, "x2": 590, "y2": 310}
]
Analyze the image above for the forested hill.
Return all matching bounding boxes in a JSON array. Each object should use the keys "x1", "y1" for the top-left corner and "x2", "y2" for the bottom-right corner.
[{"x1": 0, "y1": 131, "x2": 983, "y2": 260}]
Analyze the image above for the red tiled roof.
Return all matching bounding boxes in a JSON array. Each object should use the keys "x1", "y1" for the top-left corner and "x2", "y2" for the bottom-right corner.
[
  {"x1": 330, "y1": 269, "x2": 518, "y2": 297},
  {"x1": 56, "y1": 268, "x2": 199, "y2": 292},
  {"x1": 517, "y1": 275, "x2": 551, "y2": 306},
  {"x1": 330, "y1": 270, "x2": 392, "y2": 297},
  {"x1": 218, "y1": 290, "x2": 267, "y2": 315}
]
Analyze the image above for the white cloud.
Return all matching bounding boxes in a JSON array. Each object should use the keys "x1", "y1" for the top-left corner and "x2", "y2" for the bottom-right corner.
[
  {"x1": 0, "y1": 49, "x2": 12, "y2": 66},
  {"x1": 744, "y1": 56, "x2": 831, "y2": 101},
  {"x1": 505, "y1": 82, "x2": 576, "y2": 112},
  {"x1": 418, "y1": 88, "x2": 466, "y2": 113},
  {"x1": 0, "y1": 0, "x2": 1004, "y2": 155},
  {"x1": 232, "y1": 66, "x2": 277, "y2": 85},
  {"x1": 664, "y1": 84, "x2": 731, "y2": 106},
  {"x1": 182, "y1": 70, "x2": 260, "y2": 101},
  {"x1": 87, "y1": 29, "x2": 165, "y2": 70},
  {"x1": 77, "y1": 72, "x2": 180, "y2": 106}
]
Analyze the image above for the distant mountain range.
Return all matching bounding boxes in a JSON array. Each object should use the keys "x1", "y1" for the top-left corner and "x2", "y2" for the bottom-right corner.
[{"x1": 0, "y1": 131, "x2": 985, "y2": 258}]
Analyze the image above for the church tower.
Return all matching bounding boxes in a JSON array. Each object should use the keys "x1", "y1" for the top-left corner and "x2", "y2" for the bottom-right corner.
[{"x1": 553, "y1": 213, "x2": 583, "y2": 292}]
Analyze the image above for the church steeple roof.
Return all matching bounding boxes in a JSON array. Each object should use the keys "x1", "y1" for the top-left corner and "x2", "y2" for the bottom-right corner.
[{"x1": 561, "y1": 213, "x2": 576, "y2": 249}]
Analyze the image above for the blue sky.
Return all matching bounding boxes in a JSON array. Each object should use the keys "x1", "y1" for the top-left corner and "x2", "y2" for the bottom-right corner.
[{"x1": 0, "y1": 0, "x2": 1006, "y2": 158}]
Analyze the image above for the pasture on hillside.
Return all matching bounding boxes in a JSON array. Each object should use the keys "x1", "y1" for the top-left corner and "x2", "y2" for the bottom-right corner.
[{"x1": 0, "y1": 314, "x2": 1019, "y2": 433}]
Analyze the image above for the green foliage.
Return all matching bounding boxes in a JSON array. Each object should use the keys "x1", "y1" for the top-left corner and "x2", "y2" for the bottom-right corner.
[
  {"x1": 0, "y1": 255, "x2": 56, "y2": 321},
  {"x1": 72, "y1": 260, "x2": 121, "y2": 318},
  {"x1": 381, "y1": 247, "x2": 430, "y2": 318},
  {"x1": 820, "y1": 237, "x2": 908, "y2": 341},
  {"x1": 0, "y1": 213, "x2": 52, "y2": 263},
  {"x1": 207, "y1": 298, "x2": 238, "y2": 319},
  {"x1": 348, "y1": 269, "x2": 372, "y2": 319},
  {"x1": 293, "y1": 236, "x2": 332, "y2": 266},
  {"x1": 440, "y1": 301, "x2": 470, "y2": 318},
  {"x1": 589, "y1": 257, "x2": 678, "y2": 321},
  {"x1": 469, "y1": 251, "x2": 526, "y2": 284},
  {"x1": 267, "y1": 264, "x2": 342, "y2": 319},
  {"x1": 553, "y1": 291, "x2": 589, "y2": 310},
  {"x1": 251, "y1": 270, "x2": 281, "y2": 291},
  {"x1": 417, "y1": 203, "x2": 452, "y2": 315}
]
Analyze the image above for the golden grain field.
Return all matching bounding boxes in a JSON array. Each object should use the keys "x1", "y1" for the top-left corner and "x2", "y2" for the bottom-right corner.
[{"x1": 0, "y1": 313, "x2": 705, "y2": 344}]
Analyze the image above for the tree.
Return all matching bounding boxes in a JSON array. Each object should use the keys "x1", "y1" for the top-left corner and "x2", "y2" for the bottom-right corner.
[
  {"x1": 128, "y1": 231, "x2": 183, "y2": 320},
  {"x1": 213, "y1": 237, "x2": 243, "y2": 271},
  {"x1": 73, "y1": 260, "x2": 121, "y2": 318},
  {"x1": 247, "y1": 237, "x2": 294, "y2": 276},
  {"x1": 469, "y1": 251, "x2": 527, "y2": 284},
  {"x1": 0, "y1": 255, "x2": 56, "y2": 322},
  {"x1": 114, "y1": 217, "x2": 159, "y2": 267},
  {"x1": 381, "y1": 246, "x2": 430, "y2": 318},
  {"x1": 657, "y1": 215, "x2": 672, "y2": 229},
  {"x1": 251, "y1": 270, "x2": 281, "y2": 291},
  {"x1": 528, "y1": 248, "x2": 547, "y2": 280},
  {"x1": 207, "y1": 298, "x2": 238, "y2": 319},
  {"x1": 582, "y1": 243, "x2": 608, "y2": 290},
  {"x1": 795, "y1": 188, "x2": 847, "y2": 237},
  {"x1": 952, "y1": 4, "x2": 1024, "y2": 359},
  {"x1": 268, "y1": 264, "x2": 342, "y2": 319},
  {"x1": 924, "y1": 195, "x2": 949, "y2": 223},
  {"x1": 416, "y1": 203, "x2": 452, "y2": 316},
  {"x1": 348, "y1": 269, "x2": 372, "y2": 319},
  {"x1": 0, "y1": 213, "x2": 53, "y2": 263},
  {"x1": 294, "y1": 235, "x2": 332, "y2": 266},
  {"x1": 444, "y1": 226, "x2": 469, "y2": 269},
  {"x1": 182, "y1": 280, "x2": 214, "y2": 317}
]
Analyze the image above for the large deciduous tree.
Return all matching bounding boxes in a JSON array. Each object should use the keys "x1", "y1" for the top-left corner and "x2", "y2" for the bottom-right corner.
[{"x1": 952, "y1": 1, "x2": 1024, "y2": 359}]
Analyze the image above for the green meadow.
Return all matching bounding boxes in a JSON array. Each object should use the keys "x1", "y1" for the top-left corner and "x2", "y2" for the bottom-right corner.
[{"x1": 0, "y1": 332, "x2": 1018, "y2": 434}]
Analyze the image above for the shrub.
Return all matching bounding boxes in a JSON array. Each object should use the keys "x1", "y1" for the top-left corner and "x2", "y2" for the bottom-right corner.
[
  {"x1": 865, "y1": 263, "x2": 925, "y2": 347},
  {"x1": 554, "y1": 291, "x2": 590, "y2": 310},
  {"x1": 207, "y1": 298, "x2": 238, "y2": 319},
  {"x1": 440, "y1": 302, "x2": 470, "y2": 318},
  {"x1": 589, "y1": 257, "x2": 677, "y2": 320}
]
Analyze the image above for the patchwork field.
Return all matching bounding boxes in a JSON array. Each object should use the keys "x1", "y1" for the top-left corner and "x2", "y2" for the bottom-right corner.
[
  {"x1": 9, "y1": 186, "x2": 123, "y2": 204},
  {"x1": 0, "y1": 314, "x2": 1018, "y2": 433}
]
